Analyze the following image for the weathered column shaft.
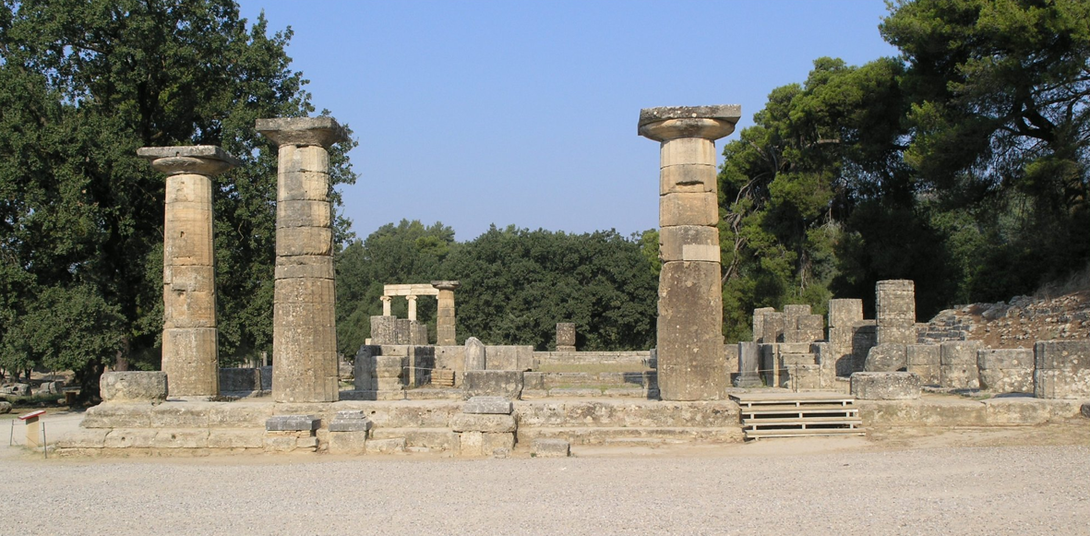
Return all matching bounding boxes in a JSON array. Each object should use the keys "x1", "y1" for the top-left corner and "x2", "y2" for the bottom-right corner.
[
  {"x1": 406, "y1": 295, "x2": 418, "y2": 321},
  {"x1": 876, "y1": 280, "x2": 916, "y2": 346},
  {"x1": 639, "y1": 105, "x2": 740, "y2": 401},
  {"x1": 258, "y1": 117, "x2": 347, "y2": 403},
  {"x1": 138, "y1": 146, "x2": 239, "y2": 398},
  {"x1": 381, "y1": 295, "x2": 392, "y2": 316},
  {"x1": 432, "y1": 280, "x2": 460, "y2": 346}
]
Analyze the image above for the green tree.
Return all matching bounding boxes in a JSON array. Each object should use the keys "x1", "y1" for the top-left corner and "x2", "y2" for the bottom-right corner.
[
  {"x1": 881, "y1": 0, "x2": 1090, "y2": 299},
  {"x1": 442, "y1": 226, "x2": 656, "y2": 350},
  {"x1": 0, "y1": 0, "x2": 355, "y2": 400}
]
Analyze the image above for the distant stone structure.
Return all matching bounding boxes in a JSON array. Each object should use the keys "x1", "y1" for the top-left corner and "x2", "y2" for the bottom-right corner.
[
  {"x1": 257, "y1": 117, "x2": 347, "y2": 403},
  {"x1": 138, "y1": 145, "x2": 240, "y2": 397},
  {"x1": 638, "y1": 104, "x2": 741, "y2": 401},
  {"x1": 556, "y1": 323, "x2": 576, "y2": 352}
]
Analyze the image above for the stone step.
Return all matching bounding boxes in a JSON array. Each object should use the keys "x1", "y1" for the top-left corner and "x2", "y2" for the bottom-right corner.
[
  {"x1": 745, "y1": 427, "x2": 866, "y2": 439},
  {"x1": 368, "y1": 427, "x2": 457, "y2": 450},
  {"x1": 513, "y1": 399, "x2": 740, "y2": 429},
  {"x1": 517, "y1": 426, "x2": 743, "y2": 445}
]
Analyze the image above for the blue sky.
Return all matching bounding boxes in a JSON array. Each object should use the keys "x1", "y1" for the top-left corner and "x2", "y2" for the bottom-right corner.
[{"x1": 236, "y1": 1, "x2": 900, "y2": 242}]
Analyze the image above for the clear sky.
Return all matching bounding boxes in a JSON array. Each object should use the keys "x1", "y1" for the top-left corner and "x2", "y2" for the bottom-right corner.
[{"x1": 236, "y1": 1, "x2": 900, "y2": 242}]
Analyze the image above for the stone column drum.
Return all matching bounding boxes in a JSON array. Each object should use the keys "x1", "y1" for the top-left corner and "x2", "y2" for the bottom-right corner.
[
  {"x1": 432, "y1": 280, "x2": 460, "y2": 346},
  {"x1": 406, "y1": 294, "x2": 418, "y2": 321},
  {"x1": 138, "y1": 146, "x2": 240, "y2": 397},
  {"x1": 380, "y1": 295, "x2": 392, "y2": 316},
  {"x1": 876, "y1": 280, "x2": 916, "y2": 346},
  {"x1": 257, "y1": 117, "x2": 348, "y2": 403},
  {"x1": 639, "y1": 105, "x2": 741, "y2": 401}
]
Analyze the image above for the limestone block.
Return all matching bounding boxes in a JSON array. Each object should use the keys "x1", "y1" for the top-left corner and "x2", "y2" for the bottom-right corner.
[
  {"x1": 274, "y1": 277, "x2": 335, "y2": 305},
  {"x1": 639, "y1": 105, "x2": 741, "y2": 142},
  {"x1": 463, "y1": 370, "x2": 524, "y2": 400},
  {"x1": 457, "y1": 431, "x2": 484, "y2": 457},
  {"x1": 163, "y1": 265, "x2": 214, "y2": 294},
  {"x1": 265, "y1": 414, "x2": 320, "y2": 432},
  {"x1": 354, "y1": 345, "x2": 376, "y2": 391},
  {"x1": 864, "y1": 343, "x2": 907, "y2": 372},
  {"x1": 659, "y1": 225, "x2": 720, "y2": 262},
  {"x1": 556, "y1": 323, "x2": 576, "y2": 348},
  {"x1": 56, "y1": 429, "x2": 109, "y2": 449},
  {"x1": 783, "y1": 304, "x2": 811, "y2": 320},
  {"x1": 660, "y1": 137, "x2": 716, "y2": 167},
  {"x1": 977, "y1": 348, "x2": 1033, "y2": 393},
  {"x1": 828, "y1": 299, "x2": 863, "y2": 328},
  {"x1": 161, "y1": 327, "x2": 218, "y2": 396},
  {"x1": 366, "y1": 438, "x2": 406, "y2": 454},
  {"x1": 851, "y1": 372, "x2": 921, "y2": 400},
  {"x1": 152, "y1": 429, "x2": 209, "y2": 449},
  {"x1": 328, "y1": 431, "x2": 369, "y2": 454},
  {"x1": 207, "y1": 429, "x2": 264, "y2": 449},
  {"x1": 734, "y1": 341, "x2": 762, "y2": 387},
  {"x1": 263, "y1": 435, "x2": 298, "y2": 453},
  {"x1": 104, "y1": 429, "x2": 158, "y2": 449},
  {"x1": 751, "y1": 307, "x2": 774, "y2": 342},
  {"x1": 451, "y1": 413, "x2": 517, "y2": 433},
  {"x1": 465, "y1": 337, "x2": 486, "y2": 371},
  {"x1": 276, "y1": 199, "x2": 332, "y2": 228},
  {"x1": 464, "y1": 396, "x2": 513, "y2": 415},
  {"x1": 757, "y1": 311, "x2": 785, "y2": 344},
  {"x1": 274, "y1": 255, "x2": 334, "y2": 280},
  {"x1": 328, "y1": 418, "x2": 372, "y2": 433},
  {"x1": 657, "y1": 261, "x2": 726, "y2": 401},
  {"x1": 369, "y1": 317, "x2": 398, "y2": 345},
  {"x1": 906, "y1": 344, "x2": 941, "y2": 385},
  {"x1": 150, "y1": 403, "x2": 211, "y2": 428},
  {"x1": 531, "y1": 438, "x2": 570, "y2": 458},
  {"x1": 782, "y1": 364, "x2": 823, "y2": 390},
  {"x1": 276, "y1": 169, "x2": 330, "y2": 202},
  {"x1": 780, "y1": 353, "x2": 817, "y2": 367},
  {"x1": 275, "y1": 226, "x2": 333, "y2": 257},
  {"x1": 659, "y1": 163, "x2": 716, "y2": 195},
  {"x1": 484, "y1": 345, "x2": 534, "y2": 371},
  {"x1": 257, "y1": 116, "x2": 347, "y2": 148},
  {"x1": 100, "y1": 371, "x2": 168, "y2": 403},
  {"x1": 1034, "y1": 340, "x2": 1090, "y2": 399},
  {"x1": 483, "y1": 433, "x2": 515, "y2": 456},
  {"x1": 659, "y1": 192, "x2": 718, "y2": 226}
]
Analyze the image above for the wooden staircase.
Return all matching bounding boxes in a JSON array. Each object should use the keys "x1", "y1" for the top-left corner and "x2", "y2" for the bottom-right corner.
[{"x1": 730, "y1": 392, "x2": 865, "y2": 440}]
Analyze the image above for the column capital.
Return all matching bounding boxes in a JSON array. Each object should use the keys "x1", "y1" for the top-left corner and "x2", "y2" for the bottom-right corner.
[
  {"x1": 405, "y1": 294, "x2": 418, "y2": 302},
  {"x1": 431, "y1": 280, "x2": 461, "y2": 291},
  {"x1": 137, "y1": 145, "x2": 241, "y2": 176},
  {"x1": 380, "y1": 296, "x2": 392, "y2": 302},
  {"x1": 637, "y1": 105, "x2": 741, "y2": 142},
  {"x1": 256, "y1": 117, "x2": 348, "y2": 148}
]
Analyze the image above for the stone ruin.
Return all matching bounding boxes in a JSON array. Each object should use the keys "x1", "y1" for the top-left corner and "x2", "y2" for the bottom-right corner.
[{"x1": 45, "y1": 107, "x2": 1089, "y2": 458}]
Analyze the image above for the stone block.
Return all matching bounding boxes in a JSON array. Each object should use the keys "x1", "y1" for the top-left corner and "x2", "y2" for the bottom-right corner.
[
  {"x1": 828, "y1": 299, "x2": 863, "y2": 328},
  {"x1": 366, "y1": 438, "x2": 406, "y2": 454},
  {"x1": 657, "y1": 260, "x2": 726, "y2": 400},
  {"x1": 659, "y1": 162, "x2": 716, "y2": 195},
  {"x1": 275, "y1": 226, "x2": 332, "y2": 257},
  {"x1": 328, "y1": 431, "x2": 369, "y2": 454},
  {"x1": 263, "y1": 435, "x2": 298, "y2": 453},
  {"x1": 274, "y1": 254, "x2": 334, "y2": 280},
  {"x1": 523, "y1": 372, "x2": 546, "y2": 390},
  {"x1": 463, "y1": 370, "x2": 524, "y2": 400},
  {"x1": 463, "y1": 396, "x2": 513, "y2": 415},
  {"x1": 485, "y1": 345, "x2": 534, "y2": 371},
  {"x1": 150, "y1": 403, "x2": 211, "y2": 428},
  {"x1": 556, "y1": 323, "x2": 576, "y2": 348},
  {"x1": 850, "y1": 372, "x2": 921, "y2": 400},
  {"x1": 941, "y1": 341, "x2": 983, "y2": 365},
  {"x1": 328, "y1": 418, "x2": 372, "y2": 433},
  {"x1": 1034, "y1": 341, "x2": 1090, "y2": 398},
  {"x1": 152, "y1": 429, "x2": 208, "y2": 449},
  {"x1": 659, "y1": 225, "x2": 719, "y2": 262},
  {"x1": 104, "y1": 429, "x2": 158, "y2": 449},
  {"x1": 483, "y1": 432, "x2": 515, "y2": 456},
  {"x1": 659, "y1": 192, "x2": 718, "y2": 226},
  {"x1": 265, "y1": 414, "x2": 320, "y2": 432},
  {"x1": 369, "y1": 317, "x2": 397, "y2": 345},
  {"x1": 465, "y1": 337, "x2": 486, "y2": 371},
  {"x1": 531, "y1": 438, "x2": 571, "y2": 458},
  {"x1": 80, "y1": 404, "x2": 154, "y2": 428},
  {"x1": 276, "y1": 199, "x2": 332, "y2": 229},
  {"x1": 451, "y1": 413, "x2": 517, "y2": 433},
  {"x1": 56, "y1": 429, "x2": 108, "y2": 449},
  {"x1": 906, "y1": 344, "x2": 941, "y2": 385},
  {"x1": 458, "y1": 431, "x2": 483, "y2": 457},
  {"x1": 659, "y1": 135, "x2": 717, "y2": 167},
  {"x1": 100, "y1": 371, "x2": 168, "y2": 403},
  {"x1": 864, "y1": 343, "x2": 907, "y2": 372},
  {"x1": 207, "y1": 429, "x2": 264, "y2": 449}
]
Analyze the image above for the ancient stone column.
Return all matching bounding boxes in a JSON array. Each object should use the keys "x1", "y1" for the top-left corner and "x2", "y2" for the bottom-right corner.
[
  {"x1": 432, "y1": 280, "x2": 460, "y2": 346},
  {"x1": 556, "y1": 323, "x2": 576, "y2": 352},
  {"x1": 639, "y1": 105, "x2": 740, "y2": 401},
  {"x1": 876, "y1": 280, "x2": 916, "y2": 346},
  {"x1": 734, "y1": 341, "x2": 762, "y2": 387},
  {"x1": 406, "y1": 294, "x2": 418, "y2": 321},
  {"x1": 257, "y1": 117, "x2": 348, "y2": 403},
  {"x1": 138, "y1": 146, "x2": 239, "y2": 397},
  {"x1": 381, "y1": 295, "x2": 392, "y2": 316}
]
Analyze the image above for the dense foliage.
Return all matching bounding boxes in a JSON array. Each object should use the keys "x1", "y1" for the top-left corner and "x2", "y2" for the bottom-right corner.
[
  {"x1": 719, "y1": 0, "x2": 1089, "y2": 340},
  {"x1": 335, "y1": 222, "x2": 658, "y2": 353},
  {"x1": 0, "y1": 0, "x2": 356, "y2": 397}
]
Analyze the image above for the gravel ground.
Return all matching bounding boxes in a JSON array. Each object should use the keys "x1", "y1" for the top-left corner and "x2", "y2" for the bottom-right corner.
[{"x1": 3, "y1": 430, "x2": 1089, "y2": 536}]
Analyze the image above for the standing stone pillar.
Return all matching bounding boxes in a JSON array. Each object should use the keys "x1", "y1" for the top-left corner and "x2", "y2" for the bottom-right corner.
[
  {"x1": 734, "y1": 341, "x2": 762, "y2": 387},
  {"x1": 406, "y1": 295, "x2": 418, "y2": 321},
  {"x1": 639, "y1": 105, "x2": 741, "y2": 401},
  {"x1": 138, "y1": 146, "x2": 239, "y2": 397},
  {"x1": 432, "y1": 280, "x2": 460, "y2": 346},
  {"x1": 257, "y1": 117, "x2": 348, "y2": 403},
  {"x1": 556, "y1": 323, "x2": 576, "y2": 352},
  {"x1": 380, "y1": 296, "x2": 392, "y2": 316},
  {"x1": 876, "y1": 280, "x2": 916, "y2": 346}
]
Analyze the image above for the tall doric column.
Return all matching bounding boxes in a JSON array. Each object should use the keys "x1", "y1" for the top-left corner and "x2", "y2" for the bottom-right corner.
[
  {"x1": 432, "y1": 280, "x2": 460, "y2": 346},
  {"x1": 638, "y1": 105, "x2": 740, "y2": 401},
  {"x1": 380, "y1": 296, "x2": 392, "y2": 316},
  {"x1": 257, "y1": 117, "x2": 348, "y2": 403},
  {"x1": 406, "y1": 294, "x2": 418, "y2": 321},
  {"x1": 138, "y1": 146, "x2": 240, "y2": 397}
]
